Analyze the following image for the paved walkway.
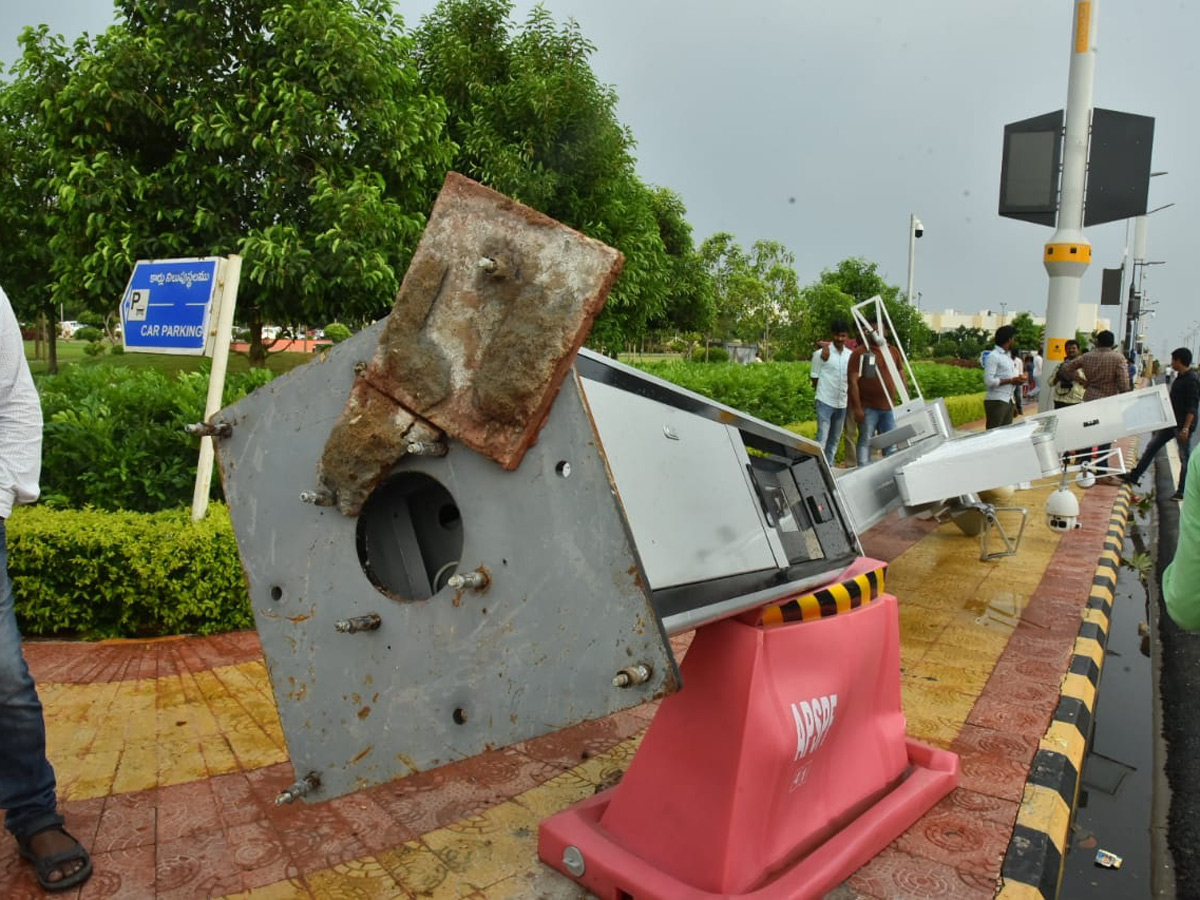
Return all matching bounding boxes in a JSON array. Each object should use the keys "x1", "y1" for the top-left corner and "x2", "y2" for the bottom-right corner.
[{"x1": 2, "y1": 465, "x2": 1133, "y2": 899}]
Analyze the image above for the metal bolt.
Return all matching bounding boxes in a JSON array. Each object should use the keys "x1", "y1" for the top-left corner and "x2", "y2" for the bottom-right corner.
[
  {"x1": 353, "y1": 361, "x2": 368, "y2": 375},
  {"x1": 447, "y1": 570, "x2": 489, "y2": 591},
  {"x1": 300, "y1": 489, "x2": 336, "y2": 506},
  {"x1": 275, "y1": 772, "x2": 320, "y2": 805},
  {"x1": 334, "y1": 614, "x2": 382, "y2": 634},
  {"x1": 184, "y1": 421, "x2": 232, "y2": 438},
  {"x1": 612, "y1": 664, "x2": 653, "y2": 688},
  {"x1": 406, "y1": 441, "x2": 447, "y2": 457},
  {"x1": 478, "y1": 257, "x2": 498, "y2": 272},
  {"x1": 562, "y1": 845, "x2": 586, "y2": 877}
]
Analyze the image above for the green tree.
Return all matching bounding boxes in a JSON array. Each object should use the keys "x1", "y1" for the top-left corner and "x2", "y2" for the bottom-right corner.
[
  {"x1": 5, "y1": 0, "x2": 454, "y2": 365},
  {"x1": 0, "y1": 27, "x2": 78, "y2": 372},
  {"x1": 816, "y1": 257, "x2": 931, "y2": 355},
  {"x1": 786, "y1": 282, "x2": 855, "y2": 358},
  {"x1": 644, "y1": 187, "x2": 715, "y2": 339},
  {"x1": 1009, "y1": 312, "x2": 1043, "y2": 354},
  {"x1": 414, "y1": 0, "x2": 670, "y2": 353},
  {"x1": 741, "y1": 240, "x2": 801, "y2": 358},
  {"x1": 698, "y1": 232, "x2": 750, "y2": 343}
]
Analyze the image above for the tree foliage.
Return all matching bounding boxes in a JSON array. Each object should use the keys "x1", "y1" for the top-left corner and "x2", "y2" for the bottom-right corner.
[
  {"x1": 698, "y1": 233, "x2": 803, "y2": 355},
  {"x1": 816, "y1": 258, "x2": 931, "y2": 355},
  {"x1": 0, "y1": 27, "x2": 79, "y2": 370},
  {"x1": 1, "y1": 0, "x2": 455, "y2": 363},
  {"x1": 414, "y1": 0, "x2": 672, "y2": 352},
  {"x1": 1009, "y1": 311, "x2": 1043, "y2": 354},
  {"x1": 787, "y1": 281, "x2": 855, "y2": 357},
  {"x1": 644, "y1": 187, "x2": 715, "y2": 337}
]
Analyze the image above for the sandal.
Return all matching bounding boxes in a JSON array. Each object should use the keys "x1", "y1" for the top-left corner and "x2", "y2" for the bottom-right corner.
[{"x1": 17, "y1": 825, "x2": 93, "y2": 893}]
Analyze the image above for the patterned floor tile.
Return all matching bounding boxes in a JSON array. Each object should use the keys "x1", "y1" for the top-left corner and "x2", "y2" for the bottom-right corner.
[
  {"x1": 849, "y1": 847, "x2": 999, "y2": 899},
  {"x1": 81, "y1": 844, "x2": 157, "y2": 899}
]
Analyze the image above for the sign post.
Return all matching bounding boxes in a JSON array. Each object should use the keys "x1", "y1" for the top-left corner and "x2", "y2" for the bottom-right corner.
[
  {"x1": 191, "y1": 256, "x2": 242, "y2": 521},
  {"x1": 118, "y1": 256, "x2": 241, "y2": 520}
]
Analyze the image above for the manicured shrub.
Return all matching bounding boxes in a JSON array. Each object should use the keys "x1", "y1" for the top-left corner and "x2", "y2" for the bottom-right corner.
[
  {"x1": 940, "y1": 392, "x2": 986, "y2": 427},
  {"x1": 73, "y1": 326, "x2": 102, "y2": 343},
  {"x1": 7, "y1": 504, "x2": 251, "y2": 638},
  {"x1": 629, "y1": 359, "x2": 983, "y2": 428},
  {"x1": 634, "y1": 360, "x2": 815, "y2": 425},
  {"x1": 324, "y1": 322, "x2": 352, "y2": 343},
  {"x1": 36, "y1": 365, "x2": 275, "y2": 511}
]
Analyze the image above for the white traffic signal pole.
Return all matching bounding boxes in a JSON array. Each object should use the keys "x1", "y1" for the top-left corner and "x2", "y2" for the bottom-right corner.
[{"x1": 1040, "y1": 0, "x2": 1097, "y2": 412}]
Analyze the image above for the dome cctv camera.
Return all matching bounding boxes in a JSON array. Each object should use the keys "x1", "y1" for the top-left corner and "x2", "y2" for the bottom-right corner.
[
  {"x1": 1046, "y1": 486, "x2": 1082, "y2": 532},
  {"x1": 913, "y1": 218, "x2": 924, "y2": 238}
]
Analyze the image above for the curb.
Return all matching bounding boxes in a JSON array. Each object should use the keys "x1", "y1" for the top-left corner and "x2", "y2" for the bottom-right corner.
[{"x1": 996, "y1": 486, "x2": 1134, "y2": 899}]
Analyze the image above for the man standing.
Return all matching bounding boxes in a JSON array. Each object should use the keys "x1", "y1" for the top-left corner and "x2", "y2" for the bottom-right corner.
[
  {"x1": 848, "y1": 324, "x2": 908, "y2": 466},
  {"x1": 809, "y1": 320, "x2": 851, "y2": 466},
  {"x1": 1, "y1": 285, "x2": 92, "y2": 892},
  {"x1": 1057, "y1": 329, "x2": 1131, "y2": 478},
  {"x1": 1124, "y1": 347, "x2": 1198, "y2": 501},
  {"x1": 983, "y1": 325, "x2": 1026, "y2": 429},
  {"x1": 1051, "y1": 339, "x2": 1086, "y2": 409}
]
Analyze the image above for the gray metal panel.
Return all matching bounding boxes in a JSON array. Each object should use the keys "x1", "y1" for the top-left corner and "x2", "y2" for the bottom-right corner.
[
  {"x1": 1085, "y1": 109, "x2": 1155, "y2": 227},
  {"x1": 999, "y1": 110, "x2": 1064, "y2": 227},
  {"x1": 215, "y1": 324, "x2": 677, "y2": 802},
  {"x1": 579, "y1": 377, "x2": 780, "y2": 589},
  {"x1": 832, "y1": 442, "x2": 935, "y2": 535}
]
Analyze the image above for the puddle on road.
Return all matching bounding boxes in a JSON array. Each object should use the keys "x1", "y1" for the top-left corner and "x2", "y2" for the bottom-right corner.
[{"x1": 1060, "y1": 513, "x2": 1154, "y2": 898}]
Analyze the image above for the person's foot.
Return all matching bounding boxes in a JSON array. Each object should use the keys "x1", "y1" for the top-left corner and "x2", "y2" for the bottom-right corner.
[
  {"x1": 18, "y1": 826, "x2": 92, "y2": 891},
  {"x1": 1173, "y1": 490, "x2": 1185, "y2": 501},
  {"x1": 1122, "y1": 472, "x2": 1142, "y2": 487}
]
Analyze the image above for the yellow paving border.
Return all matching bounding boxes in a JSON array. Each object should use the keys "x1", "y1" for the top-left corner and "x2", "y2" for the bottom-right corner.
[{"x1": 997, "y1": 487, "x2": 1134, "y2": 899}]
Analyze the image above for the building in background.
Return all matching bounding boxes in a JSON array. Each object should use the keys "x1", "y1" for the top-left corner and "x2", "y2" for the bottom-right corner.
[{"x1": 922, "y1": 303, "x2": 1110, "y2": 336}]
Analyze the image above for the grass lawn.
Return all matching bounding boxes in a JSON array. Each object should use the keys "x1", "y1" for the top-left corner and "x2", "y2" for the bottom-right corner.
[{"x1": 24, "y1": 340, "x2": 319, "y2": 378}]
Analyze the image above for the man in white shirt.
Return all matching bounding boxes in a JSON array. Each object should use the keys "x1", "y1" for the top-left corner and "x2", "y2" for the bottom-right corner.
[
  {"x1": 809, "y1": 320, "x2": 852, "y2": 466},
  {"x1": 0, "y1": 285, "x2": 93, "y2": 891},
  {"x1": 983, "y1": 325, "x2": 1027, "y2": 429}
]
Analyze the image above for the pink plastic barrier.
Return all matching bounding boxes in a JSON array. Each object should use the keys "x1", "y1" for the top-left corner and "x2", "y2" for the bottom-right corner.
[{"x1": 539, "y1": 557, "x2": 959, "y2": 899}]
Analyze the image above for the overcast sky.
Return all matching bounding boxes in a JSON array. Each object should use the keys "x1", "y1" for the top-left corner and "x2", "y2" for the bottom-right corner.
[{"x1": 3, "y1": 1, "x2": 1196, "y2": 358}]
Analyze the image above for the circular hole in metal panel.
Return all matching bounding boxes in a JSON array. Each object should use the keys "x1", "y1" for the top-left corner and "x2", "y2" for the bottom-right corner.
[
  {"x1": 269, "y1": 586, "x2": 283, "y2": 602},
  {"x1": 556, "y1": 461, "x2": 571, "y2": 478},
  {"x1": 356, "y1": 472, "x2": 464, "y2": 601},
  {"x1": 453, "y1": 707, "x2": 467, "y2": 725}
]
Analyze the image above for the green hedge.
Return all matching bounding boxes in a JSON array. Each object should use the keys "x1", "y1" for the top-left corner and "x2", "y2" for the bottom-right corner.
[
  {"x1": 631, "y1": 360, "x2": 984, "y2": 427},
  {"x1": 7, "y1": 504, "x2": 251, "y2": 638},
  {"x1": 36, "y1": 365, "x2": 275, "y2": 512},
  {"x1": 633, "y1": 360, "x2": 816, "y2": 424},
  {"x1": 941, "y1": 392, "x2": 986, "y2": 428}
]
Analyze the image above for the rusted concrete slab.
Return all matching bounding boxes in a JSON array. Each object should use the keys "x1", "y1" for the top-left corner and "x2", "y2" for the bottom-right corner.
[
  {"x1": 317, "y1": 378, "x2": 443, "y2": 516},
  {"x1": 318, "y1": 172, "x2": 624, "y2": 509}
]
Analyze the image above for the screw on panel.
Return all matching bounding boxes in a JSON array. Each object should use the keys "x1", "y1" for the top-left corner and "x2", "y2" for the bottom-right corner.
[
  {"x1": 300, "y1": 490, "x2": 336, "y2": 506},
  {"x1": 406, "y1": 441, "x2": 448, "y2": 457},
  {"x1": 612, "y1": 664, "x2": 653, "y2": 688},
  {"x1": 334, "y1": 614, "x2": 382, "y2": 634},
  {"x1": 478, "y1": 257, "x2": 498, "y2": 272},
  {"x1": 447, "y1": 570, "x2": 489, "y2": 591},
  {"x1": 562, "y1": 846, "x2": 586, "y2": 877},
  {"x1": 353, "y1": 361, "x2": 368, "y2": 375},
  {"x1": 275, "y1": 772, "x2": 320, "y2": 805},
  {"x1": 184, "y1": 421, "x2": 232, "y2": 438}
]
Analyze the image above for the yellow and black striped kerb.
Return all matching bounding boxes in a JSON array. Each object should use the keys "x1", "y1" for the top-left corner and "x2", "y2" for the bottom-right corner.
[
  {"x1": 758, "y1": 565, "x2": 886, "y2": 627},
  {"x1": 997, "y1": 487, "x2": 1133, "y2": 899}
]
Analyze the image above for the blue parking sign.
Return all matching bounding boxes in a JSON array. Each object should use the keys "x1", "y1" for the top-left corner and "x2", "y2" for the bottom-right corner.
[{"x1": 120, "y1": 258, "x2": 222, "y2": 355}]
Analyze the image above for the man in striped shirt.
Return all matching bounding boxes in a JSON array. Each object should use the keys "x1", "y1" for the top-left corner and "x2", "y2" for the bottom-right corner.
[{"x1": 1, "y1": 285, "x2": 93, "y2": 891}]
